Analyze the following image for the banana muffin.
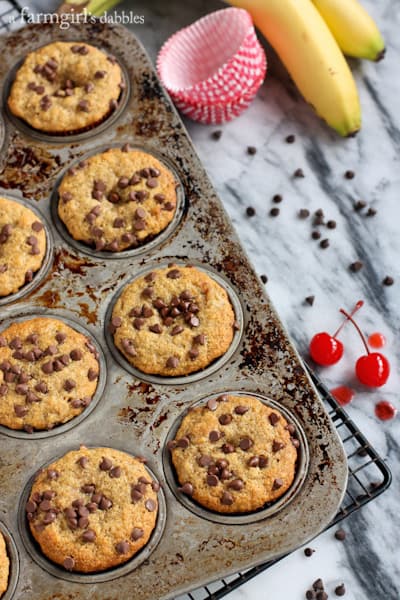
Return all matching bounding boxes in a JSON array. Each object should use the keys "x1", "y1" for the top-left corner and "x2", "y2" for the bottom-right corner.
[
  {"x1": 26, "y1": 447, "x2": 159, "y2": 573},
  {"x1": 8, "y1": 41, "x2": 124, "y2": 134},
  {"x1": 0, "y1": 530, "x2": 9, "y2": 598},
  {"x1": 0, "y1": 197, "x2": 46, "y2": 297},
  {"x1": 0, "y1": 317, "x2": 99, "y2": 432},
  {"x1": 58, "y1": 146, "x2": 178, "y2": 252},
  {"x1": 111, "y1": 265, "x2": 236, "y2": 376},
  {"x1": 169, "y1": 394, "x2": 298, "y2": 513}
]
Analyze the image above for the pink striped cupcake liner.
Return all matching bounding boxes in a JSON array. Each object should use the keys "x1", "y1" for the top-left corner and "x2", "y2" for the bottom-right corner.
[{"x1": 157, "y1": 7, "x2": 267, "y2": 124}]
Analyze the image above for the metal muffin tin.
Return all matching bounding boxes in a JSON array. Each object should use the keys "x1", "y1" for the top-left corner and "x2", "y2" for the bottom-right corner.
[{"x1": 0, "y1": 22, "x2": 348, "y2": 600}]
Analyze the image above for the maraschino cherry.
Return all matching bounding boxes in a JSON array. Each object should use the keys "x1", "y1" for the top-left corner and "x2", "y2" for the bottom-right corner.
[
  {"x1": 309, "y1": 301, "x2": 363, "y2": 366},
  {"x1": 339, "y1": 308, "x2": 390, "y2": 387}
]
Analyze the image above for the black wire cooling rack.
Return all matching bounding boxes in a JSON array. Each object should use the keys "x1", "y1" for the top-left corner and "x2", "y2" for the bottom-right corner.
[
  {"x1": 177, "y1": 371, "x2": 392, "y2": 599},
  {"x1": 0, "y1": 3, "x2": 392, "y2": 598}
]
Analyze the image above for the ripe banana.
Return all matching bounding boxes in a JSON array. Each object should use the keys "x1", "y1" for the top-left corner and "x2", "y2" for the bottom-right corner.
[
  {"x1": 226, "y1": 0, "x2": 361, "y2": 136},
  {"x1": 312, "y1": 0, "x2": 385, "y2": 61}
]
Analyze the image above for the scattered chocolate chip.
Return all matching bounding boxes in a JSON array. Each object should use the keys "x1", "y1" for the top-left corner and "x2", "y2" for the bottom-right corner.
[
  {"x1": 320, "y1": 238, "x2": 330, "y2": 249},
  {"x1": 316, "y1": 592, "x2": 328, "y2": 600},
  {"x1": 366, "y1": 207, "x2": 377, "y2": 217},
  {"x1": 344, "y1": 170, "x2": 355, "y2": 179},
  {"x1": 211, "y1": 130, "x2": 222, "y2": 140},
  {"x1": 247, "y1": 146, "x2": 257, "y2": 155},
  {"x1": 260, "y1": 274, "x2": 268, "y2": 284},
  {"x1": 334, "y1": 528, "x2": 346, "y2": 541},
  {"x1": 272, "y1": 194, "x2": 283, "y2": 204},
  {"x1": 306, "y1": 589, "x2": 316, "y2": 598},
  {"x1": 350, "y1": 261, "x2": 363, "y2": 273},
  {"x1": 246, "y1": 206, "x2": 255, "y2": 217},
  {"x1": 311, "y1": 230, "x2": 321, "y2": 240},
  {"x1": 270, "y1": 207, "x2": 280, "y2": 217},
  {"x1": 326, "y1": 220, "x2": 336, "y2": 229},
  {"x1": 305, "y1": 295, "x2": 315, "y2": 306},
  {"x1": 286, "y1": 134, "x2": 295, "y2": 143},
  {"x1": 383, "y1": 276, "x2": 394, "y2": 286},
  {"x1": 354, "y1": 200, "x2": 366, "y2": 211},
  {"x1": 298, "y1": 208, "x2": 310, "y2": 219},
  {"x1": 313, "y1": 579, "x2": 324, "y2": 591},
  {"x1": 304, "y1": 547, "x2": 314, "y2": 557},
  {"x1": 294, "y1": 168, "x2": 305, "y2": 178},
  {"x1": 335, "y1": 584, "x2": 346, "y2": 596}
]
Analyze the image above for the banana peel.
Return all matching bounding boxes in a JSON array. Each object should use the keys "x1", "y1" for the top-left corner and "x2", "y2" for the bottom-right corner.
[{"x1": 226, "y1": 0, "x2": 361, "y2": 136}]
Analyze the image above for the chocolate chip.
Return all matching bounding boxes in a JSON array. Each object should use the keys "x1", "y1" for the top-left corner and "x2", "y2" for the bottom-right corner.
[
  {"x1": 94, "y1": 70, "x2": 107, "y2": 79},
  {"x1": 294, "y1": 168, "x2": 304, "y2": 178},
  {"x1": 166, "y1": 356, "x2": 179, "y2": 368},
  {"x1": 327, "y1": 220, "x2": 336, "y2": 229},
  {"x1": 228, "y1": 478, "x2": 244, "y2": 491},
  {"x1": 306, "y1": 592, "x2": 316, "y2": 600},
  {"x1": 77, "y1": 456, "x2": 88, "y2": 468},
  {"x1": 146, "y1": 178, "x2": 158, "y2": 188},
  {"x1": 383, "y1": 276, "x2": 394, "y2": 286},
  {"x1": 163, "y1": 201, "x2": 175, "y2": 211},
  {"x1": 82, "y1": 529, "x2": 96, "y2": 543},
  {"x1": 239, "y1": 437, "x2": 253, "y2": 451},
  {"x1": 110, "y1": 466, "x2": 121, "y2": 478},
  {"x1": 219, "y1": 414, "x2": 232, "y2": 425},
  {"x1": 179, "y1": 482, "x2": 193, "y2": 496},
  {"x1": 221, "y1": 443, "x2": 235, "y2": 454},
  {"x1": 272, "y1": 478, "x2": 283, "y2": 490},
  {"x1": 63, "y1": 556, "x2": 75, "y2": 571},
  {"x1": 248, "y1": 456, "x2": 260, "y2": 467},
  {"x1": 0, "y1": 265, "x2": 7, "y2": 273},
  {"x1": 305, "y1": 295, "x2": 315, "y2": 306},
  {"x1": 304, "y1": 547, "x2": 314, "y2": 557},
  {"x1": 167, "y1": 268, "x2": 181, "y2": 279},
  {"x1": 286, "y1": 134, "x2": 295, "y2": 143},
  {"x1": 221, "y1": 491, "x2": 234, "y2": 505},
  {"x1": 109, "y1": 99, "x2": 118, "y2": 110},
  {"x1": 311, "y1": 230, "x2": 321, "y2": 240},
  {"x1": 349, "y1": 261, "x2": 363, "y2": 272},
  {"x1": 320, "y1": 239, "x2": 330, "y2": 249},
  {"x1": 177, "y1": 436, "x2": 190, "y2": 449},
  {"x1": 99, "y1": 496, "x2": 112, "y2": 510},
  {"x1": 344, "y1": 170, "x2": 355, "y2": 179},
  {"x1": 116, "y1": 541, "x2": 130, "y2": 554},
  {"x1": 197, "y1": 455, "x2": 213, "y2": 467},
  {"x1": 247, "y1": 146, "x2": 257, "y2": 155},
  {"x1": 108, "y1": 192, "x2": 120, "y2": 204},
  {"x1": 206, "y1": 473, "x2": 218, "y2": 486},
  {"x1": 133, "y1": 219, "x2": 146, "y2": 231},
  {"x1": 335, "y1": 584, "x2": 346, "y2": 596},
  {"x1": 31, "y1": 221, "x2": 43, "y2": 232},
  {"x1": 270, "y1": 207, "x2": 280, "y2": 217},
  {"x1": 246, "y1": 206, "x2": 255, "y2": 217},
  {"x1": 70, "y1": 349, "x2": 82, "y2": 361},
  {"x1": 47, "y1": 469, "x2": 59, "y2": 480},
  {"x1": 316, "y1": 593, "x2": 328, "y2": 600},
  {"x1": 63, "y1": 379, "x2": 76, "y2": 392},
  {"x1": 334, "y1": 528, "x2": 346, "y2": 541},
  {"x1": 120, "y1": 530, "x2": 139, "y2": 548},
  {"x1": 122, "y1": 338, "x2": 136, "y2": 356},
  {"x1": 234, "y1": 405, "x2": 248, "y2": 415},
  {"x1": 209, "y1": 430, "x2": 221, "y2": 442},
  {"x1": 354, "y1": 200, "x2": 366, "y2": 211},
  {"x1": 211, "y1": 130, "x2": 222, "y2": 140},
  {"x1": 78, "y1": 99, "x2": 89, "y2": 112},
  {"x1": 0, "y1": 384, "x2": 8, "y2": 396},
  {"x1": 272, "y1": 440, "x2": 285, "y2": 452},
  {"x1": 298, "y1": 208, "x2": 310, "y2": 219},
  {"x1": 145, "y1": 498, "x2": 156, "y2": 512},
  {"x1": 14, "y1": 405, "x2": 28, "y2": 417},
  {"x1": 100, "y1": 457, "x2": 112, "y2": 471}
]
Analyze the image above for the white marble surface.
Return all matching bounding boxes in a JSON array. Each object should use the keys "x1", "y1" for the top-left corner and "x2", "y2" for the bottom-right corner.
[{"x1": 12, "y1": 0, "x2": 400, "y2": 598}]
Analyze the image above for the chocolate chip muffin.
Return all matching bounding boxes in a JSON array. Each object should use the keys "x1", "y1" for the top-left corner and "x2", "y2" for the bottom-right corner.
[
  {"x1": 0, "y1": 197, "x2": 46, "y2": 297},
  {"x1": 26, "y1": 447, "x2": 159, "y2": 573},
  {"x1": 58, "y1": 146, "x2": 178, "y2": 252},
  {"x1": 111, "y1": 265, "x2": 236, "y2": 376},
  {"x1": 7, "y1": 42, "x2": 123, "y2": 134},
  {"x1": 0, "y1": 317, "x2": 99, "y2": 432},
  {"x1": 169, "y1": 394, "x2": 298, "y2": 513},
  {"x1": 0, "y1": 531, "x2": 9, "y2": 598}
]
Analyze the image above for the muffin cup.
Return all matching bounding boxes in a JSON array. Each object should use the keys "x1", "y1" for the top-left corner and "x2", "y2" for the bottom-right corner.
[{"x1": 157, "y1": 8, "x2": 267, "y2": 124}]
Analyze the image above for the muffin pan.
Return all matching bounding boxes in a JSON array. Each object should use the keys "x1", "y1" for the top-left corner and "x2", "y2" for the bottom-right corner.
[{"x1": 0, "y1": 22, "x2": 348, "y2": 600}]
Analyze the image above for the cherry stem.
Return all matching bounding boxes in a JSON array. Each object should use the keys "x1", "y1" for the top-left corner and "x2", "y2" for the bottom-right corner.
[
  {"x1": 339, "y1": 307, "x2": 370, "y2": 355},
  {"x1": 333, "y1": 300, "x2": 364, "y2": 339}
]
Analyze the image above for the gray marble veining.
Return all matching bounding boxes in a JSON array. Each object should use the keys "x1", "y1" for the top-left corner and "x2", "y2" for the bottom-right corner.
[{"x1": 8, "y1": 0, "x2": 400, "y2": 598}]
